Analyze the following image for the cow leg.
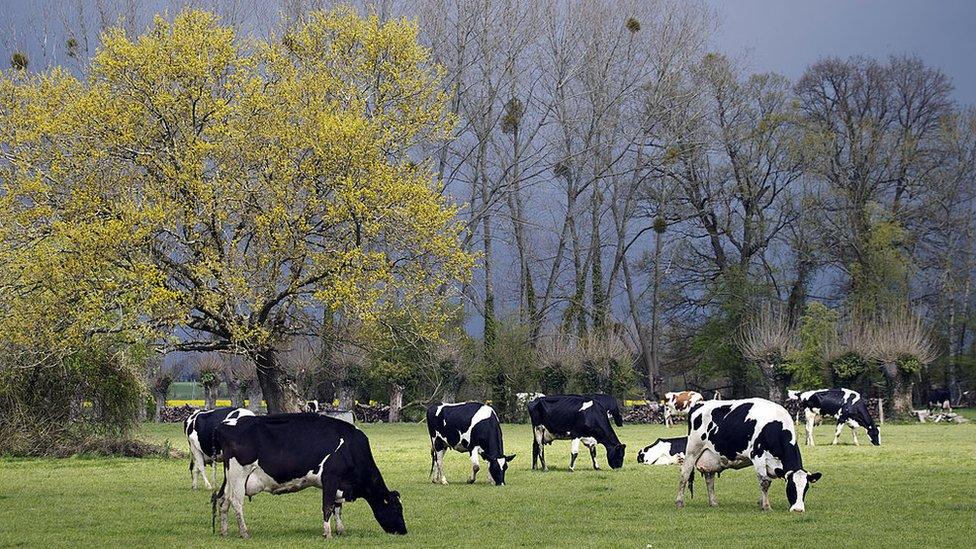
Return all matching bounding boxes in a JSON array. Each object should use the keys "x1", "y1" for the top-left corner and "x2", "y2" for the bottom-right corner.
[
  {"x1": 804, "y1": 409, "x2": 817, "y2": 446},
  {"x1": 435, "y1": 449, "x2": 448, "y2": 485},
  {"x1": 704, "y1": 473, "x2": 717, "y2": 507},
  {"x1": 321, "y1": 476, "x2": 340, "y2": 539},
  {"x1": 334, "y1": 501, "x2": 345, "y2": 536},
  {"x1": 468, "y1": 450, "x2": 480, "y2": 483},
  {"x1": 850, "y1": 424, "x2": 860, "y2": 446},
  {"x1": 757, "y1": 474, "x2": 772, "y2": 511},
  {"x1": 664, "y1": 407, "x2": 673, "y2": 428},
  {"x1": 676, "y1": 449, "x2": 700, "y2": 508},
  {"x1": 224, "y1": 460, "x2": 250, "y2": 539},
  {"x1": 569, "y1": 438, "x2": 580, "y2": 472},
  {"x1": 532, "y1": 432, "x2": 540, "y2": 470},
  {"x1": 191, "y1": 448, "x2": 212, "y2": 490},
  {"x1": 533, "y1": 427, "x2": 548, "y2": 472},
  {"x1": 832, "y1": 422, "x2": 844, "y2": 445},
  {"x1": 583, "y1": 438, "x2": 600, "y2": 470}
]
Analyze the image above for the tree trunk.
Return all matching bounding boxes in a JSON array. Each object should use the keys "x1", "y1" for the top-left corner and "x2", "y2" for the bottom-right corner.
[
  {"x1": 246, "y1": 379, "x2": 263, "y2": 412},
  {"x1": 230, "y1": 381, "x2": 245, "y2": 408},
  {"x1": 760, "y1": 363, "x2": 787, "y2": 403},
  {"x1": 252, "y1": 348, "x2": 303, "y2": 414},
  {"x1": 152, "y1": 389, "x2": 167, "y2": 421},
  {"x1": 203, "y1": 384, "x2": 217, "y2": 410},
  {"x1": 337, "y1": 386, "x2": 355, "y2": 411},
  {"x1": 881, "y1": 362, "x2": 915, "y2": 417},
  {"x1": 388, "y1": 384, "x2": 404, "y2": 423}
]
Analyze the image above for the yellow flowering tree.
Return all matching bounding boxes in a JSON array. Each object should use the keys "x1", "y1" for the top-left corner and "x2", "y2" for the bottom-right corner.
[{"x1": 0, "y1": 9, "x2": 471, "y2": 413}]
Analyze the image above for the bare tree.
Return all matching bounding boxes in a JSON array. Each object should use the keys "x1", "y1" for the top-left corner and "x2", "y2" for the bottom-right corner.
[
  {"x1": 856, "y1": 310, "x2": 940, "y2": 416},
  {"x1": 737, "y1": 305, "x2": 797, "y2": 402}
]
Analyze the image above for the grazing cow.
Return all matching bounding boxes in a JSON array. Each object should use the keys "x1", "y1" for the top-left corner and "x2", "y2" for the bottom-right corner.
[
  {"x1": 528, "y1": 395, "x2": 626, "y2": 471},
  {"x1": 213, "y1": 413, "x2": 406, "y2": 539},
  {"x1": 184, "y1": 407, "x2": 255, "y2": 490},
  {"x1": 517, "y1": 393, "x2": 622, "y2": 426},
  {"x1": 637, "y1": 437, "x2": 687, "y2": 465},
  {"x1": 676, "y1": 398, "x2": 822, "y2": 512},
  {"x1": 795, "y1": 388, "x2": 880, "y2": 446},
  {"x1": 927, "y1": 388, "x2": 952, "y2": 412},
  {"x1": 426, "y1": 402, "x2": 515, "y2": 485},
  {"x1": 664, "y1": 391, "x2": 703, "y2": 428}
]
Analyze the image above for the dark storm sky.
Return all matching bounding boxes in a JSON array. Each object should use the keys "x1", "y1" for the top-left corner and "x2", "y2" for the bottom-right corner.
[{"x1": 705, "y1": 0, "x2": 976, "y2": 104}]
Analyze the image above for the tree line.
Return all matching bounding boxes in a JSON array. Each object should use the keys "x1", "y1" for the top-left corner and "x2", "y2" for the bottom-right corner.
[{"x1": 0, "y1": 2, "x2": 973, "y2": 450}]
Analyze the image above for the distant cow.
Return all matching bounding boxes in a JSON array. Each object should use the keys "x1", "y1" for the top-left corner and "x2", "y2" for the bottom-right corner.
[
  {"x1": 427, "y1": 402, "x2": 515, "y2": 485},
  {"x1": 637, "y1": 437, "x2": 687, "y2": 465},
  {"x1": 528, "y1": 395, "x2": 626, "y2": 471},
  {"x1": 794, "y1": 388, "x2": 880, "y2": 446},
  {"x1": 927, "y1": 388, "x2": 952, "y2": 412},
  {"x1": 664, "y1": 391, "x2": 703, "y2": 428},
  {"x1": 213, "y1": 413, "x2": 406, "y2": 539},
  {"x1": 676, "y1": 398, "x2": 822, "y2": 512},
  {"x1": 184, "y1": 407, "x2": 254, "y2": 490}
]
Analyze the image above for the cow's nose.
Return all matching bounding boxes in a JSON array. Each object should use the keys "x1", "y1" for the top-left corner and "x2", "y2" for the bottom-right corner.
[{"x1": 789, "y1": 506, "x2": 805, "y2": 513}]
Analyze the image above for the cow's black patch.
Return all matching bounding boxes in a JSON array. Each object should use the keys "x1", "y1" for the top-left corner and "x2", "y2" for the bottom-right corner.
[
  {"x1": 692, "y1": 414, "x2": 703, "y2": 430},
  {"x1": 711, "y1": 403, "x2": 755, "y2": 460}
]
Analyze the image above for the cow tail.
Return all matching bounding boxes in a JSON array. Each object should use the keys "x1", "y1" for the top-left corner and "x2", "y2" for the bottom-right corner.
[
  {"x1": 211, "y1": 468, "x2": 226, "y2": 535},
  {"x1": 429, "y1": 447, "x2": 435, "y2": 478},
  {"x1": 688, "y1": 469, "x2": 695, "y2": 498}
]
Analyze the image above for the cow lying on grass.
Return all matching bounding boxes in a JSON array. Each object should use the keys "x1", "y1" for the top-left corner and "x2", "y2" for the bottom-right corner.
[
  {"x1": 637, "y1": 437, "x2": 686, "y2": 465},
  {"x1": 213, "y1": 413, "x2": 406, "y2": 539},
  {"x1": 676, "y1": 398, "x2": 822, "y2": 512}
]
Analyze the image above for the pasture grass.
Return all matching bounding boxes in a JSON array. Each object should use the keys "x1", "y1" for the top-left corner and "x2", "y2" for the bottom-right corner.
[{"x1": 1, "y1": 418, "x2": 974, "y2": 547}]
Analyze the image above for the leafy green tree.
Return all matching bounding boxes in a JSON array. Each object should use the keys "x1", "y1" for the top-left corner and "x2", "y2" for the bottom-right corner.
[{"x1": 0, "y1": 9, "x2": 472, "y2": 413}]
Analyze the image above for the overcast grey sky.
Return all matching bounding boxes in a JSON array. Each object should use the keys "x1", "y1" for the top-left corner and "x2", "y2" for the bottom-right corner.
[
  {"x1": 3, "y1": 1, "x2": 974, "y2": 103},
  {"x1": 706, "y1": 0, "x2": 976, "y2": 104}
]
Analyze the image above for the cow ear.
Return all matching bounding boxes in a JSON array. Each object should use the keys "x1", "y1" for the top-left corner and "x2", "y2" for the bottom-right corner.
[
  {"x1": 505, "y1": 453, "x2": 516, "y2": 462},
  {"x1": 773, "y1": 467, "x2": 785, "y2": 478},
  {"x1": 809, "y1": 472, "x2": 822, "y2": 483}
]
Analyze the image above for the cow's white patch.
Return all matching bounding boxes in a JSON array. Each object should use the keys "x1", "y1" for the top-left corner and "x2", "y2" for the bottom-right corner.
[
  {"x1": 579, "y1": 400, "x2": 594, "y2": 412},
  {"x1": 458, "y1": 405, "x2": 495, "y2": 448}
]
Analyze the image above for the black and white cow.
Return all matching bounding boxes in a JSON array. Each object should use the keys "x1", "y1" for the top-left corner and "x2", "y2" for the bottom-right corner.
[
  {"x1": 528, "y1": 395, "x2": 626, "y2": 472},
  {"x1": 676, "y1": 398, "x2": 822, "y2": 512},
  {"x1": 426, "y1": 402, "x2": 515, "y2": 485},
  {"x1": 184, "y1": 407, "x2": 255, "y2": 489},
  {"x1": 213, "y1": 413, "x2": 406, "y2": 539},
  {"x1": 927, "y1": 388, "x2": 952, "y2": 412},
  {"x1": 792, "y1": 388, "x2": 880, "y2": 446},
  {"x1": 637, "y1": 437, "x2": 687, "y2": 465}
]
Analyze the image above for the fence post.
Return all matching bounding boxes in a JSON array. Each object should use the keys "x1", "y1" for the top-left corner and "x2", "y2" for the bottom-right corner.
[{"x1": 878, "y1": 398, "x2": 884, "y2": 425}]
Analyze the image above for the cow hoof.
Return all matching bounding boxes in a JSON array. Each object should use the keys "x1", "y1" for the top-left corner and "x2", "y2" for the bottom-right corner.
[
  {"x1": 440, "y1": 479, "x2": 448, "y2": 485},
  {"x1": 675, "y1": 500, "x2": 684, "y2": 509},
  {"x1": 241, "y1": 532, "x2": 251, "y2": 540},
  {"x1": 708, "y1": 501, "x2": 718, "y2": 507},
  {"x1": 466, "y1": 478, "x2": 475, "y2": 484}
]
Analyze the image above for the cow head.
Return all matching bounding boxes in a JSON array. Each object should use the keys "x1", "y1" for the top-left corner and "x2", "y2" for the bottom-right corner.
[
  {"x1": 370, "y1": 490, "x2": 407, "y2": 535},
  {"x1": 867, "y1": 424, "x2": 881, "y2": 446},
  {"x1": 487, "y1": 454, "x2": 516, "y2": 485},
  {"x1": 607, "y1": 443, "x2": 626, "y2": 469},
  {"x1": 777, "y1": 469, "x2": 822, "y2": 512}
]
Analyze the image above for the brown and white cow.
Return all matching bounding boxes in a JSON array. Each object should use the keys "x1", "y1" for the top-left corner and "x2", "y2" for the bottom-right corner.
[{"x1": 663, "y1": 391, "x2": 703, "y2": 428}]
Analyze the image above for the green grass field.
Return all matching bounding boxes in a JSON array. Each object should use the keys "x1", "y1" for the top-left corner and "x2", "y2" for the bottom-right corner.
[{"x1": 1, "y1": 419, "x2": 974, "y2": 547}]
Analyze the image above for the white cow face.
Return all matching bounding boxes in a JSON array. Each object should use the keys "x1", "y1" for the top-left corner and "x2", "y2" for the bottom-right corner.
[{"x1": 784, "y1": 469, "x2": 822, "y2": 512}]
